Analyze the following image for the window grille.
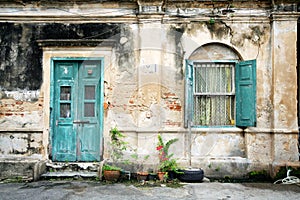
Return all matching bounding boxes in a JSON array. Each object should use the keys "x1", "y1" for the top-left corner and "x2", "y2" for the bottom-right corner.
[{"x1": 193, "y1": 62, "x2": 235, "y2": 126}]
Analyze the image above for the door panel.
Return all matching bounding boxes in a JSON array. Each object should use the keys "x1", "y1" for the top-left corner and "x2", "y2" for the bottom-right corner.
[
  {"x1": 53, "y1": 62, "x2": 77, "y2": 161},
  {"x1": 52, "y1": 60, "x2": 102, "y2": 162},
  {"x1": 79, "y1": 123, "x2": 100, "y2": 161},
  {"x1": 55, "y1": 124, "x2": 76, "y2": 161},
  {"x1": 77, "y1": 61, "x2": 101, "y2": 161}
]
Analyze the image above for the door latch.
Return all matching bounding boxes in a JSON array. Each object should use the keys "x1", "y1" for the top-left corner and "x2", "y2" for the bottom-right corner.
[{"x1": 73, "y1": 120, "x2": 90, "y2": 124}]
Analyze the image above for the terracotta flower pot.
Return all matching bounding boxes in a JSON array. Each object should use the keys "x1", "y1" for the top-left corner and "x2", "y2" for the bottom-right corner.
[
  {"x1": 103, "y1": 170, "x2": 121, "y2": 181},
  {"x1": 137, "y1": 172, "x2": 149, "y2": 181},
  {"x1": 157, "y1": 172, "x2": 166, "y2": 181}
]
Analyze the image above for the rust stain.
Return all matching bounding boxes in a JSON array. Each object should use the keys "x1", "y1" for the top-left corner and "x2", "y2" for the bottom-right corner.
[
  {"x1": 103, "y1": 102, "x2": 109, "y2": 110},
  {"x1": 129, "y1": 99, "x2": 134, "y2": 104},
  {"x1": 283, "y1": 141, "x2": 290, "y2": 151},
  {"x1": 164, "y1": 120, "x2": 181, "y2": 127},
  {"x1": 15, "y1": 101, "x2": 23, "y2": 105}
]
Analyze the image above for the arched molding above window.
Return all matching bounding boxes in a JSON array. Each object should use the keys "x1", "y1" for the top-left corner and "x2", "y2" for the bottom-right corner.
[{"x1": 188, "y1": 42, "x2": 242, "y2": 61}]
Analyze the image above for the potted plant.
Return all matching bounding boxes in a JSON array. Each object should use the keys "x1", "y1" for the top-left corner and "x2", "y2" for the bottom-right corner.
[
  {"x1": 134, "y1": 154, "x2": 150, "y2": 181},
  {"x1": 102, "y1": 164, "x2": 122, "y2": 182},
  {"x1": 156, "y1": 134, "x2": 181, "y2": 181},
  {"x1": 102, "y1": 127, "x2": 128, "y2": 181}
]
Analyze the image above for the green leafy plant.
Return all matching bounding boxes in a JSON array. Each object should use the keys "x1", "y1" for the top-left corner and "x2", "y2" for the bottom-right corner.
[
  {"x1": 158, "y1": 158, "x2": 180, "y2": 173},
  {"x1": 156, "y1": 134, "x2": 181, "y2": 173},
  {"x1": 209, "y1": 17, "x2": 215, "y2": 24},
  {"x1": 109, "y1": 127, "x2": 129, "y2": 162},
  {"x1": 102, "y1": 164, "x2": 122, "y2": 171},
  {"x1": 130, "y1": 152, "x2": 150, "y2": 173}
]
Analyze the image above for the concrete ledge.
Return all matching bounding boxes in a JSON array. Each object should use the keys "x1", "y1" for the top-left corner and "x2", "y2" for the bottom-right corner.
[
  {"x1": 191, "y1": 157, "x2": 251, "y2": 179},
  {"x1": 0, "y1": 159, "x2": 46, "y2": 181},
  {"x1": 41, "y1": 172, "x2": 98, "y2": 179}
]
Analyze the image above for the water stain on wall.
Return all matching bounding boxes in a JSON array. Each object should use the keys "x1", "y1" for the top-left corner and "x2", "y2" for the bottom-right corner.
[{"x1": 0, "y1": 22, "x2": 121, "y2": 91}]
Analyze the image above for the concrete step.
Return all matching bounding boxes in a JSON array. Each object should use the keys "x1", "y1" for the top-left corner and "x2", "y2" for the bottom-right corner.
[
  {"x1": 41, "y1": 161, "x2": 101, "y2": 179},
  {"x1": 41, "y1": 171, "x2": 98, "y2": 179},
  {"x1": 46, "y1": 162, "x2": 100, "y2": 172}
]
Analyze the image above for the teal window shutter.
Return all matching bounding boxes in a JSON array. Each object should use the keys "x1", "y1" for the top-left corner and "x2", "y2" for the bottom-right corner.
[
  {"x1": 184, "y1": 60, "x2": 193, "y2": 128},
  {"x1": 235, "y1": 59, "x2": 257, "y2": 127}
]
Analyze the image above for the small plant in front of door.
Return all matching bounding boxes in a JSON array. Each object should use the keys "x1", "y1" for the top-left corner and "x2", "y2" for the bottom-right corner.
[
  {"x1": 102, "y1": 164, "x2": 122, "y2": 182},
  {"x1": 110, "y1": 127, "x2": 129, "y2": 162},
  {"x1": 102, "y1": 127, "x2": 129, "y2": 182}
]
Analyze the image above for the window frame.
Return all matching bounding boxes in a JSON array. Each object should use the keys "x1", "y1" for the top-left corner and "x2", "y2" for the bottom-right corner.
[
  {"x1": 185, "y1": 59, "x2": 256, "y2": 128},
  {"x1": 192, "y1": 61, "x2": 236, "y2": 127},
  {"x1": 186, "y1": 60, "x2": 238, "y2": 128}
]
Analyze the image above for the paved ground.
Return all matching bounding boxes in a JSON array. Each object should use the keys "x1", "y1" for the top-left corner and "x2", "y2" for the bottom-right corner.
[{"x1": 0, "y1": 180, "x2": 300, "y2": 200}]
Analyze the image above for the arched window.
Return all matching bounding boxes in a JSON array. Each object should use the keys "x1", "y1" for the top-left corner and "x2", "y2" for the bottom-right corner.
[{"x1": 185, "y1": 43, "x2": 256, "y2": 127}]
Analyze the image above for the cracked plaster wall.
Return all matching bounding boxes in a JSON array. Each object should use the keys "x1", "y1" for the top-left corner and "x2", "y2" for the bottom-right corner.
[
  {"x1": 0, "y1": 22, "x2": 121, "y2": 160},
  {"x1": 103, "y1": 18, "x2": 299, "y2": 172},
  {"x1": 105, "y1": 24, "x2": 184, "y2": 132},
  {"x1": 181, "y1": 20, "x2": 287, "y2": 130},
  {"x1": 180, "y1": 18, "x2": 298, "y2": 170},
  {"x1": 104, "y1": 22, "x2": 258, "y2": 161},
  {"x1": 0, "y1": 1, "x2": 299, "y2": 178}
]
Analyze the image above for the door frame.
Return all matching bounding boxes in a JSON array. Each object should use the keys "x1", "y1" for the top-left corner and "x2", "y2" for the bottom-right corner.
[
  {"x1": 297, "y1": 17, "x2": 300, "y2": 160},
  {"x1": 49, "y1": 57, "x2": 104, "y2": 161}
]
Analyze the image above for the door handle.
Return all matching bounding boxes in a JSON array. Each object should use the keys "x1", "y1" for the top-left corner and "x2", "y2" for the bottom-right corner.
[{"x1": 73, "y1": 120, "x2": 90, "y2": 124}]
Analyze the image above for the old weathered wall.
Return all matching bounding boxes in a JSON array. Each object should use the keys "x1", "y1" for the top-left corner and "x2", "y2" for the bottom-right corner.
[
  {"x1": 0, "y1": 23, "x2": 121, "y2": 163},
  {"x1": 0, "y1": 23, "x2": 120, "y2": 91},
  {"x1": 101, "y1": 14, "x2": 299, "y2": 176},
  {"x1": 101, "y1": 19, "x2": 264, "y2": 173},
  {"x1": 271, "y1": 17, "x2": 299, "y2": 165},
  {"x1": 0, "y1": 0, "x2": 299, "y2": 179}
]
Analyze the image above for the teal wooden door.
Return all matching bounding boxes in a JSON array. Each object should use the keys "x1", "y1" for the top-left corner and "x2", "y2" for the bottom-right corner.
[{"x1": 52, "y1": 60, "x2": 102, "y2": 162}]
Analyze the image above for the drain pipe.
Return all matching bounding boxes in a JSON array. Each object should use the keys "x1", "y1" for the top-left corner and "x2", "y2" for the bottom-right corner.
[
  {"x1": 188, "y1": 119, "x2": 192, "y2": 168},
  {"x1": 186, "y1": 61, "x2": 193, "y2": 169},
  {"x1": 184, "y1": 60, "x2": 195, "y2": 169}
]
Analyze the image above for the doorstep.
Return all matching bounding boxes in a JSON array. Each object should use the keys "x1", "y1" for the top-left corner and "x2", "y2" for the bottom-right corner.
[{"x1": 41, "y1": 171, "x2": 98, "y2": 179}]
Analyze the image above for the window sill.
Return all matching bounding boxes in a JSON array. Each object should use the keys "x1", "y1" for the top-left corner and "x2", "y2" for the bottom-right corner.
[{"x1": 191, "y1": 126, "x2": 244, "y2": 133}]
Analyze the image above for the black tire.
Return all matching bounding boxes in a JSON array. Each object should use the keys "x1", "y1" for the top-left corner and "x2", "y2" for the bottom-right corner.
[{"x1": 178, "y1": 169, "x2": 204, "y2": 182}]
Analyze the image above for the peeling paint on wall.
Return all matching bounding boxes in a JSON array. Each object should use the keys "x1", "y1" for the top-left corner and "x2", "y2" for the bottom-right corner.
[
  {"x1": 1, "y1": 90, "x2": 40, "y2": 101},
  {"x1": 192, "y1": 133, "x2": 245, "y2": 157},
  {"x1": 0, "y1": 0, "x2": 299, "y2": 180},
  {"x1": 0, "y1": 22, "x2": 121, "y2": 91},
  {"x1": 231, "y1": 25, "x2": 269, "y2": 47},
  {"x1": 0, "y1": 98, "x2": 43, "y2": 129},
  {"x1": 0, "y1": 132, "x2": 43, "y2": 157}
]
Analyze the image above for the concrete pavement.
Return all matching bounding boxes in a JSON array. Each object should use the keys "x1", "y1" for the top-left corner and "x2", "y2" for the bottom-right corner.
[{"x1": 0, "y1": 180, "x2": 300, "y2": 200}]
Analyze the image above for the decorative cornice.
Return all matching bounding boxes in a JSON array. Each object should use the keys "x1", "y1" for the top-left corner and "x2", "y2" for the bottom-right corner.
[
  {"x1": 137, "y1": 0, "x2": 165, "y2": 15},
  {"x1": 36, "y1": 39, "x2": 117, "y2": 47},
  {"x1": 0, "y1": 5, "x2": 298, "y2": 24},
  {"x1": 0, "y1": 7, "x2": 138, "y2": 23},
  {"x1": 270, "y1": 12, "x2": 300, "y2": 21}
]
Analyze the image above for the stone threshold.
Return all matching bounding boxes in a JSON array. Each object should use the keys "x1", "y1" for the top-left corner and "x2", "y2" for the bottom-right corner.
[
  {"x1": 41, "y1": 171, "x2": 98, "y2": 179},
  {"x1": 46, "y1": 162, "x2": 100, "y2": 170}
]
